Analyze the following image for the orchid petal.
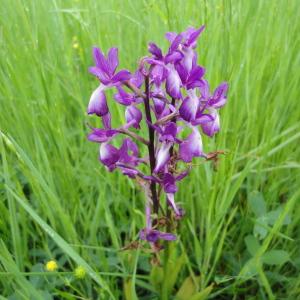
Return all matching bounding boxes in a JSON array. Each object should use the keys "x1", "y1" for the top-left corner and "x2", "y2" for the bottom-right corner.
[
  {"x1": 139, "y1": 229, "x2": 176, "y2": 242},
  {"x1": 198, "y1": 79, "x2": 210, "y2": 99},
  {"x1": 166, "y1": 193, "x2": 182, "y2": 218},
  {"x1": 111, "y1": 70, "x2": 131, "y2": 83},
  {"x1": 88, "y1": 128, "x2": 118, "y2": 143},
  {"x1": 165, "y1": 32, "x2": 177, "y2": 43},
  {"x1": 159, "y1": 122, "x2": 177, "y2": 142},
  {"x1": 181, "y1": 47, "x2": 195, "y2": 73},
  {"x1": 166, "y1": 65, "x2": 182, "y2": 99},
  {"x1": 92, "y1": 47, "x2": 109, "y2": 74},
  {"x1": 150, "y1": 64, "x2": 165, "y2": 85},
  {"x1": 148, "y1": 42, "x2": 163, "y2": 60},
  {"x1": 125, "y1": 105, "x2": 142, "y2": 129},
  {"x1": 187, "y1": 66, "x2": 206, "y2": 85},
  {"x1": 102, "y1": 112, "x2": 112, "y2": 129},
  {"x1": 130, "y1": 70, "x2": 144, "y2": 88},
  {"x1": 163, "y1": 173, "x2": 177, "y2": 193},
  {"x1": 201, "y1": 108, "x2": 220, "y2": 136},
  {"x1": 169, "y1": 34, "x2": 183, "y2": 52},
  {"x1": 114, "y1": 86, "x2": 134, "y2": 106},
  {"x1": 87, "y1": 85, "x2": 109, "y2": 116},
  {"x1": 154, "y1": 142, "x2": 172, "y2": 173},
  {"x1": 192, "y1": 113, "x2": 214, "y2": 126},
  {"x1": 107, "y1": 47, "x2": 119, "y2": 75},
  {"x1": 175, "y1": 62, "x2": 189, "y2": 83},
  {"x1": 185, "y1": 25, "x2": 205, "y2": 47},
  {"x1": 179, "y1": 90, "x2": 199, "y2": 122},
  {"x1": 88, "y1": 67, "x2": 111, "y2": 85},
  {"x1": 209, "y1": 82, "x2": 228, "y2": 108},
  {"x1": 164, "y1": 50, "x2": 183, "y2": 64},
  {"x1": 99, "y1": 143, "x2": 119, "y2": 168},
  {"x1": 179, "y1": 127, "x2": 203, "y2": 162}
]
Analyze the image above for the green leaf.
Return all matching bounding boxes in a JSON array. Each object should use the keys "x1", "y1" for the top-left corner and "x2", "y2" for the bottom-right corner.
[
  {"x1": 262, "y1": 250, "x2": 290, "y2": 265},
  {"x1": 176, "y1": 276, "x2": 200, "y2": 300},
  {"x1": 243, "y1": 258, "x2": 259, "y2": 277},
  {"x1": 245, "y1": 235, "x2": 260, "y2": 256},
  {"x1": 248, "y1": 191, "x2": 266, "y2": 217},
  {"x1": 150, "y1": 265, "x2": 164, "y2": 290},
  {"x1": 189, "y1": 284, "x2": 214, "y2": 300},
  {"x1": 265, "y1": 207, "x2": 291, "y2": 225},
  {"x1": 254, "y1": 216, "x2": 268, "y2": 240},
  {"x1": 124, "y1": 279, "x2": 138, "y2": 300},
  {"x1": 166, "y1": 253, "x2": 185, "y2": 292}
]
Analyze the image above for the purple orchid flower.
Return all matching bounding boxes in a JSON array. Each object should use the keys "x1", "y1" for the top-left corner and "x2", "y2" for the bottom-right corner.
[
  {"x1": 89, "y1": 47, "x2": 131, "y2": 85},
  {"x1": 139, "y1": 229, "x2": 177, "y2": 243},
  {"x1": 86, "y1": 25, "x2": 228, "y2": 248}
]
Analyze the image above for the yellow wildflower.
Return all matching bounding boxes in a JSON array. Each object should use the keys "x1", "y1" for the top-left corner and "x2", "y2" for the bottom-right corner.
[
  {"x1": 45, "y1": 260, "x2": 58, "y2": 272},
  {"x1": 74, "y1": 266, "x2": 86, "y2": 279}
]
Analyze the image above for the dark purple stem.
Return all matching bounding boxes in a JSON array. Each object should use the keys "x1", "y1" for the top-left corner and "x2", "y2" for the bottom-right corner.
[{"x1": 144, "y1": 76, "x2": 159, "y2": 215}]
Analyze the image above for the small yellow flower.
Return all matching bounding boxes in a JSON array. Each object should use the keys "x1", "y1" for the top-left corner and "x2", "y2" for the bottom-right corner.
[
  {"x1": 74, "y1": 266, "x2": 86, "y2": 279},
  {"x1": 45, "y1": 260, "x2": 58, "y2": 272},
  {"x1": 73, "y1": 42, "x2": 79, "y2": 49}
]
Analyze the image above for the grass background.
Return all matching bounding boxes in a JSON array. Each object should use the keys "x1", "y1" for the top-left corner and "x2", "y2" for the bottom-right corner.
[{"x1": 0, "y1": 0, "x2": 300, "y2": 299}]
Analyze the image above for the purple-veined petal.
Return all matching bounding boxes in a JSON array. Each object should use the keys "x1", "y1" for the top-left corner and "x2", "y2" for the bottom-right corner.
[
  {"x1": 186, "y1": 66, "x2": 206, "y2": 89},
  {"x1": 88, "y1": 128, "x2": 119, "y2": 143},
  {"x1": 114, "y1": 86, "x2": 134, "y2": 106},
  {"x1": 130, "y1": 70, "x2": 144, "y2": 88},
  {"x1": 164, "y1": 50, "x2": 183, "y2": 64},
  {"x1": 124, "y1": 138, "x2": 139, "y2": 157},
  {"x1": 125, "y1": 105, "x2": 142, "y2": 129},
  {"x1": 99, "y1": 143, "x2": 119, "y2": 168},
  {"x1": 107, "y1": 47, "x2": 119, "y2": 76},
  {"x1": 179, "y1": 127, "x2": 203, "y2": 162},
  {"x1": 209, "y1": 82, "x2": 228, "y2": 108},
  {"x1": 198, "y1": 79, "x2": 210, "y2": 99},
  {"x1": 118, "y1": 165, "x2": 139, "y2": 178},
  {"x1": 160, "y1": 122, "x2": 177, "y2": 142},
  {"x1": 165, "y1": 32, "x2": 177, "y2": 43},
  {"x1": 201, "y1": 108, "x2": 220, "y2": 137},
  {"x1": 92, "y1": 47, "x2": 109, "y2": 74},
  {"x1": 175, "y1": 62, "x2": 189, "y2": 84},
  {"x1": 150, "y1": 64, "x2": 165, "y2": 85},
  {"x1": 139, "y1": 229, "x2": 158, "y2": 242},
  {"x1": 158, "y1": 231, "x2": 177, "y2": 241},
  {"x1": 139, "y1": 229, "x2": 176, "y2": 242},
  {"x1": 119, "y1": 138, "x2": 139, "y2": 166},
  {"x1": 185, "y1": 25, "x2": 205, "y2": 47},
  {"x1": 102, "y1": 112, "x2": 112, "y2": 129},
  {"x1": 163, "y1": 173, "x2": 177, "y2": 193},
  {"x1": 179, "y1": 90, "x2": 199, "y2": 122},
  {"x1": 169, "y1": 34, "x2": 183, "y2": 52},
  {"x1": 111, "y1": 69, "x2": 131, "y2": 83},
  {"x1": 88, "y1": 67, "x2": 111, "y2": 85},
  {"x1": 166, "y1": 65, "x2": 182, "y2": 99},
  {"x1": 181, "y1": 27, "x2": 195, "y2": 40},
  {"x1": 154, "y1": 142, "x2": 172, "y2": 173},
  {"x1": 192, "y1": 113, "x2": 214, "y2": 126},
  {"x1": 156, "y1": 105, "x2": 171, "y2": 120},
  {"x1": 148, "y1": 42, "x2": 163, "y2": 60},
  {"x1": 153, "y1": 97, "x2": 166, "y2": 115},
  {"x1": 151, "y1": 85, "x2": 166, "y2": 116},
  {"x1": 167, "y1": 193, "x2": 183, "y2": 218},
  {"x1": 87, "y1": 85, "x2": 109, "y2": 116},
  {"x1": 182, "y1": 47, "x2": 196, "y2": 73}
]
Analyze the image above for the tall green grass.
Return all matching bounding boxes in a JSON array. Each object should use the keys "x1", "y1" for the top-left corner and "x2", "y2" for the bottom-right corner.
[{"x1": 0, "y1": 0, "x2": 299, "y2": 299}]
